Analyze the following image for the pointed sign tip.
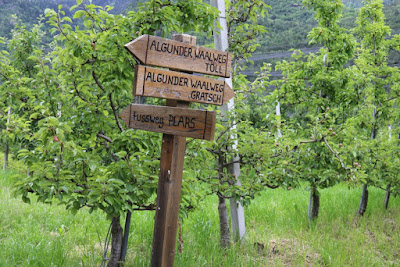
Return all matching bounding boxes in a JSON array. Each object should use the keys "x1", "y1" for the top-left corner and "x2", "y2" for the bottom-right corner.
[
  {"x1": 124, "y1": 35, "x2": 148, "y2": 64},
  {"x1": 119, "y1": 105, "x2": 132, "y2": 127},
  {"x1": 124, "y1": 35, "x2": 231, "y2": 77},
  {"x1": 223, "y1": 83, "x2": 235, "y2": 104}
]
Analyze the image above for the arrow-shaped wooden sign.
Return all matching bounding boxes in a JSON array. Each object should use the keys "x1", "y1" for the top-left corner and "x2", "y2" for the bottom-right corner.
[
  {"x1": 125, "y1": 35, "x2": 232, "y2": 78},
  {"x1": 120, "y1": 104, "x2": 216, "y2": 140},
  {"x1": 133, "y1": 65, "x2": 235, "y2": 105}
]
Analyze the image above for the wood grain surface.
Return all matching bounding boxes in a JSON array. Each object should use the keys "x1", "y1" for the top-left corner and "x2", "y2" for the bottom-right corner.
[
  {"x1": 120, "y1": 104, "x2": 216, "y2": 140},
  {"x1": 125, "y1": 34, "x2": 232, "y2": 78},
  {"x1": 134, "y1": 65, "x2": 235, "y2": 105}
]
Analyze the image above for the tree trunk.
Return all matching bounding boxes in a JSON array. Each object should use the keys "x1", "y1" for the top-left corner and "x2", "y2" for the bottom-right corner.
[
  {"x1": 358, "y1": 184, "x2": 368, "y2": 216},
  {"x1": 107, "y1": 216, "x2": 123, "y2": 267},
  {"x1": 218, "y1": 195, "x2": 231, "y2": 248},
  {"x1": 3, "y1": 140, "x2": 9, "y2": 170},
  {"x1": 120, "y1": 212, "x2": 131, "y2": 263},
  {"x1": 308, "y1": 185, "x2": 320, "y2": 220},
  {"x1": 384, "y1": 184, "x2": 391, "y2": 210},
  {"x1": 358, "y1": 114, "x2": 374, "y2": 216}
]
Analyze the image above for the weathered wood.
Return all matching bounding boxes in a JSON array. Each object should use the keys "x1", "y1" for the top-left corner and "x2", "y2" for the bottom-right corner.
[
  {"x1": 134, "y1": 65, "x2": 235, "y2": 105},
  {"x1": 151, "y1": 130, "x2": 186, "y2": 267},
  {"x1": 150, "y1": 34, "x2": 195, "y2": 267},
  {"x1": 125, "y1": 34, "x2": 232, "y2": 78},
  {"x1": 120, "y1": 104, "x2": 216, "y2": 140}
]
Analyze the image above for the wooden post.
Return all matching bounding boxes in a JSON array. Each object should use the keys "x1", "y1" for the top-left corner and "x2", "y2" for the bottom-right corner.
[
  {"x1": 123, "y1": 32, "x2": 223, "y2": 264},
  {"x1": 150, "y1": 34, "x2": 196, "y2": 267}
]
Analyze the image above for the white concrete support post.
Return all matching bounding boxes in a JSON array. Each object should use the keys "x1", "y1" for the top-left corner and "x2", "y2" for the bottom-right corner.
[
  {"x1": 211, "y1": 0, "x2": 246, "y2": 242},
  {"x1": 276, "y1": 101, "x2": 282, "y2": 138}
]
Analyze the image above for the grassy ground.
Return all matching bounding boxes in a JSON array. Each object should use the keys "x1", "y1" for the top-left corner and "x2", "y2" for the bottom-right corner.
[{"x1": 1, "y1": 157, "x2": 400, "y2": 266}]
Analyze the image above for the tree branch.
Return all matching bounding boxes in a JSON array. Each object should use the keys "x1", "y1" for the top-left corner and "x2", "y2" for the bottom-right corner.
[
  {"x1": 0, "y1": 71, "x2": 10, "y2": 81},
  {"x1": 263, "y1": 182, "x2": 279, "y2": 189},
  {"x1": 133, "y1": 203, "x2": 156, "y2": 211},
  {"x1": 56, "y1": 12, "x2": 70, "y2": 41},
  {"x1": 102, "y1": 139, "x2": 118, "y2": 162},
  {"x1": 80, "y1": 2, "x2": 106, "y2": 31},
  {"x1": 97, "y1": 132, "x2": 113, "y2": 143},
  {"x1": 108, "y1": 92, "x2": 124, "y2": 132},
  {"x1": 72, "y1": 74, "x2": 88, "y2": 102},
  {"x1": 55, "y1": 143, "x2": 64, "y2": 177},
  {"x1": 299, "y1": 138, "x2": 323, "y2": 144},
  {"x1": 82, "y1": 58, "x2": 115, "y2": 66},
  {"x1": 92, "y1": 70, "x2": 106, "y2": 92},
  {"x1": 216, "y1": 121, "x2": 240, "y2": 143},
  {"x1": 322, "y1": 136, "x2": 349, "y2": 170},
  {"x1": 92, "y1": 70, "x2": 124, "y2": 132}
]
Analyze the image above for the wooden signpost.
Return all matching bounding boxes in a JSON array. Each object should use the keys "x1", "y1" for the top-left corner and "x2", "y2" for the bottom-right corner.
[
  {"x1": 134, "y1": 65, "x2": 235, "y2": 105},
  {"x1": 125, "y1": 34, "x2": 232, "y2": 78},
  {"x1": 121, "y1": 34, "x2": 233, "y2": 267},
  {"x1": 120, "y1": 104, "x2": 216, "y2": 140}
]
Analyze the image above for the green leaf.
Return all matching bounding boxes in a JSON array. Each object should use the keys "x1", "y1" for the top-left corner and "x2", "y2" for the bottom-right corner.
[
  {"x1": 22, "y1": 195, "x2": 31, "y2": 204},
  {"x1": 109, "y1": 179, "x2": 125, "y2": 185},
  {"x1": 73, "y1": 10, "x2": 85, "y2": 19},
  {"x1": 63, "y1": 17, "x2": 72, "y2": 23},
  {"x1": 115, "y1": 151, "x2": 127, "y2": 158},
  {"x1": 70, "y1": 208, "x2": 78, "y2": 216}
]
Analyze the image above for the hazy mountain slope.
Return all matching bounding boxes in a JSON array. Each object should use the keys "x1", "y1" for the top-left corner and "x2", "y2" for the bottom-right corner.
[
  {"x1": 0, "y1": 0, "x2": 135, "y2": 43},
  {"x1": 342, "y1": 0, "x2": 397, "y2": 8},
  {"x1": 1, "y1": 0, "x2": 400, "y2": 55},
  {"x1": 257, "y1": 0, "x2": 316, "y2": 53},
  {"x1": 256, "y1": 0, "x2": 400, "y2": 54}
]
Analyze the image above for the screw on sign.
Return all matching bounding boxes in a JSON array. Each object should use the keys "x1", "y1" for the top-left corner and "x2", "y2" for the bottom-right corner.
[{"x1": 121, "y1": 34, "x2": 233, "y2": 267}]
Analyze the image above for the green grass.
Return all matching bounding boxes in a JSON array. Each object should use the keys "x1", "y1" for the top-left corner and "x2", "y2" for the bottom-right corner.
[
  {"x1": 1, "y1": 160, "x2": 400, "y2": 266},
  {"x1": 0, "y1": 169, "x2": 111, "y2": 266}
]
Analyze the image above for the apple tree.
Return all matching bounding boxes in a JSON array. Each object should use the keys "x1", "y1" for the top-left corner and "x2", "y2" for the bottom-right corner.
[
  {"x1": 0, "y1": 18, "x2": 47, "y2": 170},
  {"x1": 265, "y1": 0, "x2": 359, "y2": 220},
  {"x1": 13, "y1": 1, "x2": 219, "y2": 266},
  {"x1": 347, "y1": 0, "x2": 400, "y2": 215}
]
